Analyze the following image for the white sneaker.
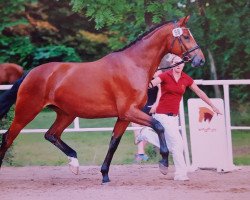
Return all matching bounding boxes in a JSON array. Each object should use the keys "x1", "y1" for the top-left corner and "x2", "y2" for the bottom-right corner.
[
  {"x1": 174, "y1": 175, "x2": 189, "y2": 181},
  {"x1": 134, "y1": 133, "x2": 146, "y2": 145}
]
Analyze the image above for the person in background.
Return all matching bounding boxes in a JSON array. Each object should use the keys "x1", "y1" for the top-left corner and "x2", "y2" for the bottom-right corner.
[
  {"x1": 132, "y1": 72, "x2": 161, "y2": 163},
  {"x1": 138, "y1": 53, "x2": 221, "y2": 180},
  {"x1": 132, "y1": 53, "x2": 174, "y2": 163}
]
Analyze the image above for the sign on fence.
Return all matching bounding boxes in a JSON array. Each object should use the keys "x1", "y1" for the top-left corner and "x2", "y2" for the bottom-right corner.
[{"x1": 188, "y1": 98, "x2": 233, "y2": 172}]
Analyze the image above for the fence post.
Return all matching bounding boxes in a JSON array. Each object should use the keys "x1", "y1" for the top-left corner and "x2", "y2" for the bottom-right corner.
[
  {"x1": 223, "y1": 84, "x2": 234, "y2": 166},
  {"x1": 179, "y1": 98, "x2": 191, "y2": 168},
  {"x1": 73, "y1": 117, "x2": 80, "y2": 131}
]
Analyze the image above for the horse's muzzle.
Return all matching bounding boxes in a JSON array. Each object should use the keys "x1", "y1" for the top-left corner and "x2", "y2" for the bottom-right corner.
[{"x1": 191, "y1": 55, "x2": 205, "y2": 67}]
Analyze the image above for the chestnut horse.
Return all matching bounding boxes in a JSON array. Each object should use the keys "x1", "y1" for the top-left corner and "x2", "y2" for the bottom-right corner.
[
  {"x1": 0, "y1": 16, "x2": 205, "y2": 183},
  {"x1": 0, "y1": 63, "x2": 23, "y2": 84}
]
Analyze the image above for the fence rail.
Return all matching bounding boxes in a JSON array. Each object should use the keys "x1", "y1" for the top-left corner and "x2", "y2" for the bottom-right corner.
[{"x1": 1, "y1": 79, "x2": 249, "y2": 134}]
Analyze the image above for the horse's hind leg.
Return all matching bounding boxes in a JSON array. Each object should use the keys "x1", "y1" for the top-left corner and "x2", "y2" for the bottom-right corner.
[
  {"x1": 0, "y1": 103, "x2": 43, "y2": 167},
  {"x1": 125, "y1": 107, "x2": 169, "y2": 175},
  {"x1": 101, "y1": 118, "x2": 130, "y2": 184},
  {"x1": 44, "y1": 108, "x2": 78, "y2": 174}
]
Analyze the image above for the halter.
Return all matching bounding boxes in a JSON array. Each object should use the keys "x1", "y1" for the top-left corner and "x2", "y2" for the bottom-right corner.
[{"x1": 157, "y1": 22, "x2": 200, "y2": 71}]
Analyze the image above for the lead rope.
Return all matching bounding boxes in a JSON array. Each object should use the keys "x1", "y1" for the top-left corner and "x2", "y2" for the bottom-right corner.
[{"x1": 156, "y1": 56, "x2": 190, "y2": 71}]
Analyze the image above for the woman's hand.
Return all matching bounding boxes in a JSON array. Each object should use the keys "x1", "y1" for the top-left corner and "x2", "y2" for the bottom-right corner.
[
  {"x1": 149, "y1": 103, "x2": 157, "y2": 114},
  {"x1": 148, "y1": 77, "x2": 162, "y2": 89},
  {"x1": 211, "y1": 105, "x2": 222, "y2": 115}
]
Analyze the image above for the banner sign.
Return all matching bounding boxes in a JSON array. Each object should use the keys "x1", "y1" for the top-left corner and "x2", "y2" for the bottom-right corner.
[{"x1": 188, "y1": 98, "x2": 230, "y2": 171}]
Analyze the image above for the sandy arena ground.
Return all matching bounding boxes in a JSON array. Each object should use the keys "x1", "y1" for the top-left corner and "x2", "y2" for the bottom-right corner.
[{"x1": 0, "y1": 164, "x2": 250, "y2": 200}]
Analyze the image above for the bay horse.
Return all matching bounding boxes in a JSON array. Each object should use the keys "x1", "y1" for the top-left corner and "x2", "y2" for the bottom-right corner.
[
  {"x1": 0, "y1": 63, "x2": 23, "y2": 84},
  {"x1": 0, "y1": 16, "x2": 205, "y2": 184}
]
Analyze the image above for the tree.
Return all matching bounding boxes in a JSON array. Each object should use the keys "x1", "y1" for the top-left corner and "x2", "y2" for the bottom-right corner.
[
  {"x1": 71, "y1": 0, "x2": 184, "y2": 49},
  {"x1": 0, "y1": 0, "x2": 109, "y2": 68},
  {"x1": 185, "y1": 0, "x2": 249, "y2": 101},
  {"x1": 1, "y1": 0, "x2": 249, "y2": 101}
]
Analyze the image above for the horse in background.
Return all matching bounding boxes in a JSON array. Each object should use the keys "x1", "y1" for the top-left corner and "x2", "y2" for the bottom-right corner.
[
  {"x1": 0, "y1": 16, "x2": 205, "y2": 184},
  {"x1": 0, "y1": 63, "x2": 24, "y2": 84}
]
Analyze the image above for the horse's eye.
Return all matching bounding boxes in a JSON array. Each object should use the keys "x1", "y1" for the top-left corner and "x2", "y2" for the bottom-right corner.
[{"x1": 183, "y1": 35, "x2": 190, "y2": 40}]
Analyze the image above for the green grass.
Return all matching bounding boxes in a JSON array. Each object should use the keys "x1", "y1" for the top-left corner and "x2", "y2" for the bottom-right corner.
[
  {"x1": 10, "y1": 131, "x2": 137, "y2": 166},
  {"x1": 9, "y1": 110, "x2": 137, "y2": 166},
  {"x1": 232, "y1": 131, "x2": 250, "y2": 165},
  {"x1": 2, "y1": 110, "x2": 250, "y2": 166}
]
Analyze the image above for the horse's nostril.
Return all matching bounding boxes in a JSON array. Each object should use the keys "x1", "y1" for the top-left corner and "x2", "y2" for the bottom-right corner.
[
  {"x1": 200, "y1": 59, "x2": 205, "y2": 66},
  {"x1": 192, "y1": 57, "x2": 205, "y2": 67}
]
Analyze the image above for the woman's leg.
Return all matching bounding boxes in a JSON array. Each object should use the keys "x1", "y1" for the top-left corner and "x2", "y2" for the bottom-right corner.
[
  {"x1": 131, "y1": 123, "x2": 148, "y2": 162},
  {"x1": 153, "y1": 114, "x2": 188, "y2": 179},
  {"x1": 140, "y1": 127, "x2": 161, "y2": 148}
]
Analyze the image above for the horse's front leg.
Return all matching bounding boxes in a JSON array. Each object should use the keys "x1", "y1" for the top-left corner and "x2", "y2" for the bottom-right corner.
[
  {"x1": 101, "y1": 118, "x2": 130, "y2": 184},
  {"x1": 151, "y1": 118, "x2": 169, "y2": 174},
  {"x1": 127, "y1": 108, "x2": 169, "y2": 175}
]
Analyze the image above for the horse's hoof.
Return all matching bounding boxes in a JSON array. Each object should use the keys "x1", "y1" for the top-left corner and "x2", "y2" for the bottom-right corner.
[
  {"x1": 69, "y1": 165, "x2": 79, "y2": 175},
  {"x1": 101, "y1": 181, "x2": 110, "y2": 186},
  {"x1": 101, "y1": 175, "x2": 110, "y2": 185},
  {"x1": 159, "y1": 162, "x2": 168, "y2": 175},
  {"x1": 68, "y1": 157, "x2": 79, "y2": 175},
  {"x1": 101, "y1": 179, "x2": 111, "y2": 185}
]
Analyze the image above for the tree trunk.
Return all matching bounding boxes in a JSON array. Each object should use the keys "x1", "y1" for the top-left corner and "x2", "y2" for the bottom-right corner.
[
  {"x1": 196, "y1": 0, "x2": 221, "y2": 98},
  {"x1": 207, "y1": 49, "x2": 222, "y2": 98}
]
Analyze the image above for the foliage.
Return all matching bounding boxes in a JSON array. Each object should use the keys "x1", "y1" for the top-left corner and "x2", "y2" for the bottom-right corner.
[
  {"x1": 183, "y1": 0, "x2": 250, "y2": 102},
  {"x1": 0, "y1": 0, "x2": 111, "y2": 69},
  {"x1": 71, "y1": 0, "x2": 184, "y2": 49},
  {"x1": 30, "y1": 45, "x2": 81, "y2": 68},
  {"x1": 230, "y1": 102, "x2": 250, "y2": 126},
  {"x1": 0, "y1": 0, "x2": 30, "y2": 30},
  {"x1": 0, "y1": 0, "x2": 249, "y2": 102},
  {"x1": 26, "y1": 0, "x2": 111, "y2": 61},
  {"x1": 0, "y1": 35, "x2": 82, "y2": 69},
  {"x1": 0, "y1": 36, "x2": 35, "y2": 66}
]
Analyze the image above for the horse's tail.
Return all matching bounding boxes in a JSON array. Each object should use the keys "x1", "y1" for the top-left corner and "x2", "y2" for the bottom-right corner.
[{"x1": 0, "y1": 73, "x2": 28, "y2": 119}]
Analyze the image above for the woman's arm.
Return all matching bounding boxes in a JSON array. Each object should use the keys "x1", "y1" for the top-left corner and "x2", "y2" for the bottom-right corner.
[
  {"x1": 189, "y1": 82, "x2": 222, "y2": 114},
  {"x1": 149, "y1": 77, "x2": 162, "y2": 88}
]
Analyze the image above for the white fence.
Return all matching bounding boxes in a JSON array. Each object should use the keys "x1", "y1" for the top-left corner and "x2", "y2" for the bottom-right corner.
[
  {"x1": 1, "y1": 79, "x2": 249, "y2": 133},
  {"x1": 0, "y1": 79, "x2": 250, "y2": 168}
]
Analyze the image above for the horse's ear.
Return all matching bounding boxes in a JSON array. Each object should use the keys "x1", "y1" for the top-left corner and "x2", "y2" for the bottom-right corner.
[{"x1": 178, "y1": 16, "x2": 190, "y2": 26}]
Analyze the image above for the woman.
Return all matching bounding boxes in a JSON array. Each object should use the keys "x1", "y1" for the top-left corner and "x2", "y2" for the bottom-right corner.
[{"x1": 141, "y1": 54, "x2": 221, "y2": 180}]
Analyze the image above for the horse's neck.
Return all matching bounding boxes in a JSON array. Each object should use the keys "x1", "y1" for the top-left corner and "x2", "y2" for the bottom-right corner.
[{"x1": 124, "y1": 24, "x2": 173, "y2": 77}]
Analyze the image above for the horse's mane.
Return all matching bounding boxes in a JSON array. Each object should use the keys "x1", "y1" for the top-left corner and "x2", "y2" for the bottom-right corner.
[{"x1": 114, "y1": 20, "x2": 173, "y2": 52}]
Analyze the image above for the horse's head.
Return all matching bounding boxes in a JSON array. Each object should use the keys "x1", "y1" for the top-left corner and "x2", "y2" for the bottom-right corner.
[{"x1": 168, "y1": 16, "x2": 205, "y2": 67}]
